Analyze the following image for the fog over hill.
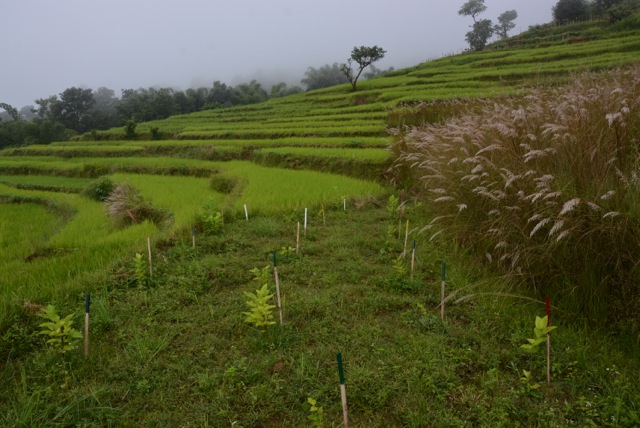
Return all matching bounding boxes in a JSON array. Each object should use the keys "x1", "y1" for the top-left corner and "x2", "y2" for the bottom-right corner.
[{"x1": 1, "y1": 0, "x2": 556, "y2": 109}]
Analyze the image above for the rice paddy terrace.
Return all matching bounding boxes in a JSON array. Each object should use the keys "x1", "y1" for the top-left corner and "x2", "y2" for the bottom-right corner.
[
  {"x1": 2, "y1": 18, "x2": 640, "y2": 426},
  {"x1": 2, "y1": 14, "x2": 640, "y2": 342}
]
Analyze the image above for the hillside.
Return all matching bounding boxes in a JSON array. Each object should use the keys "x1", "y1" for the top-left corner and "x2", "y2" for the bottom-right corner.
[{"x1": 1, "y1": 18, "x2": 640, "y2": 426}]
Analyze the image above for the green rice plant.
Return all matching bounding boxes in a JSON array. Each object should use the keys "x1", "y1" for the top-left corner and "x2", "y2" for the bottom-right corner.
[
  {"x1": 37, "y1": 305, "x2": 82, "y2": 354},
  {"x1": 242, "y1": 284, "x2": 276, "y2": 329}
]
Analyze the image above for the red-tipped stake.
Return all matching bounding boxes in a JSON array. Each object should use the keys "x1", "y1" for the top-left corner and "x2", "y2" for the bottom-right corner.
[
  {"x1": 440, "y1": 261, "x2": 446, "y2": 320},
  {"x1": 147, "y1": 237, "x2": 153, "y2": 279},
  {"x1": 337, "y1": 352, "x2": 349, "y2": 428},
  {"x1": 546, "y1": 296, "x2": 552, "y2": 385},
  {"x1": 84, "y1": 293, "x2": 90, "y2": 358},
  {"x1": 273, "y1": 251, "x2": 283, "y2": 327}
]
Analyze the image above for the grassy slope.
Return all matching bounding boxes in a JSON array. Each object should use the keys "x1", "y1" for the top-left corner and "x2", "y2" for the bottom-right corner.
[{"x1": 1, "y1": 17, "x2": 640, "y2": 426}]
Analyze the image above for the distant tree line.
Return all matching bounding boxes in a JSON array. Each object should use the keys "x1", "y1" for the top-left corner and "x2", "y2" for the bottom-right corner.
[
  {"x1": 0, "y1": 63, "x2": 393, "y2": 149},
  {"x1": 458, "y1": 0, "x2": 639, "y2": 52}
]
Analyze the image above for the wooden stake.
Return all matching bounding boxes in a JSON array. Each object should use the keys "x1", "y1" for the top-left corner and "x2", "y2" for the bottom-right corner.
[
  {"x1": 410, "y1": 240, "x2": 416, "y2": 281},
  {"x1": 191, "y1": 226, "x2": 196, "y2": 248},
  {"x1": 321, "y1": 204, "x2": 326, "y2": 226},
  {"x1": 273, "y1": 251, "x2": 283, "y2": 326},
  {"x1": 440, "y1": 261, "x2": 446, "y2": 320},
  {"x1": 296, "y1": 222, "x2": 300, "y2": 256},
  {"x1": 244, "y1": 204, "x2": 249, "y2": 221},
  {"x1": 343, "y1": 198, "x2": 346, "y2": 211},
  {"x1": 147, "y1": 237, "x2": 153, "y2": 279},
  {"x1": 84, "y1": 293, "x2": 90, "y2": 359},
  {"x1": 337, "y1": 352, "x2": 349, "y2": 428}
]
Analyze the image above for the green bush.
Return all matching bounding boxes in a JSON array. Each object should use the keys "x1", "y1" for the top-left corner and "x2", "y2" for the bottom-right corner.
[{"x1": 82, "y1": 176, "x2": 115, "y2": 201}]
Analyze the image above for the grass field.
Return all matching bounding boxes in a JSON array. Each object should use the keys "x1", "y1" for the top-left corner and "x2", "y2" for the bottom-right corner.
[{"x1": 1, "y1": 16, "x2": 640, "y2": 427}]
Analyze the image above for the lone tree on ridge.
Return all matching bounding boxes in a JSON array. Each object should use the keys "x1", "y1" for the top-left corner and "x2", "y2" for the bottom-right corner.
[{"x1": 340, "y1": 45, "x2": 386, "y2": 91}]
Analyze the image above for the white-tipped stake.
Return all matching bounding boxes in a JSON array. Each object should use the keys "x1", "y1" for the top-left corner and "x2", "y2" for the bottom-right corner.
[
  {"x1": 337, "y1": 352, "x2": 349, "y2": 428},
  {"x1": 304, "y1": 208, "x2": 308, "y2": 236},
  {"x1": 244, "y1": 204, "x2": 249, "y2": 221},
  {"x1": 147, "y1": 237, "x2": 153, "y2": 278},
  {"x1": 296, "y1": 222, "x2": 300, "y2": 256},
  {"x1": 343, "y1": 198, "x2": 346, "y2": 211},
  {"x1": 192, "y1": 226, "x2": 196, "y2": 248}
]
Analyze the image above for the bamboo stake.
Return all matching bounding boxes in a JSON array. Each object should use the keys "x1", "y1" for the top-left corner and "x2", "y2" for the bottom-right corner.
[
  {"x1": 191, "y1": 226, "x2": 196, "y2": 248},
  {"x1": 84, "y1": 293, "x2": 90, "y2": 359},
  {"x1": 244, "y1": 204, "x2": 249, "y2": 221},
  {"x1": 147, "y1": 237, "x2": 153, "y2": 279},
  {"x1": 273, "y1": 251, "x2": 283, "y2": 326},
  {"x1": 337, "y1": 352, "x2": 349, "y2": 428},
  {"x1": 343, "y1": 198, "x2": 346, "y2": 211},
  {"x1": 440, "y1": 261, "x2": 446, "y2": 320},
  {"x1": 546, "y1": 296, "x2": 552, "y2": 385},
  {"x1": 296, "y1": 222, "x2": 300, "y2": 256},
  {"x1": 321, "y1": 204, "x2": 326, "y2": 226},
  {"x1": 410, "y1": 240, "x2": 416, "y2": 280}
]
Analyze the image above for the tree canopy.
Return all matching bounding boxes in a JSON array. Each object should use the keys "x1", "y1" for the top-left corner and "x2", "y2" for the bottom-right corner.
[{"x1": 340, "y1": 46, "x2": 386, "y2": 91}]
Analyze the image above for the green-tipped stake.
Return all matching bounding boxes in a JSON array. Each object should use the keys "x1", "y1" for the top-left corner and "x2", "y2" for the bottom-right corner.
[
  {"x1": 410, "y1": 240, "x2": 416, "y2": 281},
  {"x1": 273, "y1": 251, "x2": 283, "y2": 326},
  {"x1": 337, "y1": 352, "x2": 349, "y2": 428},
  {"x1": 84, "y1": 293, "x2": 90, "y2": 359},
  {"x1": 440, "y1": 261, "x2": 446, "y2": 320}
]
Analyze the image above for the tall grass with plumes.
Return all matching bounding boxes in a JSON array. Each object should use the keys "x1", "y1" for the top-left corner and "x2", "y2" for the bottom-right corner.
[{"x1": 391, "y1": 66, "x2": 640, "y2": 318}]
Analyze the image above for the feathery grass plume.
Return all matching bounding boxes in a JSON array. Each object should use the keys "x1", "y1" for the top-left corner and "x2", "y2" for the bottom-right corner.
[{"x1": 391, "y1": 66, "x2": 640, "y2": 317}]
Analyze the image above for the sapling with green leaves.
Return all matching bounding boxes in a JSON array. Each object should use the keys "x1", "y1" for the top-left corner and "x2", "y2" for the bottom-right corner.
[
  {"x1": 243, "y1": 284, "x2": 277, "y2": 329},
  {"x1": 521, "y1": 311, "x2": 557, "y2": 385},
  {"x1": 38, "y1": 305, "x2": 83, "y2": 354},
  {"x1": 307, "y1": 397, "x2": 324, "y2": 428},
  {"x1": 250, "y1": 265, "x2": 272, "y2": 285},
  {"x1": 134, "y1": 252, "x2": 148, "y2": 287}
]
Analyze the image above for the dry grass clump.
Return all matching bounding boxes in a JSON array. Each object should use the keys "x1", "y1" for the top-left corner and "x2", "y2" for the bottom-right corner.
[
  {"x1": 391, "y1": 66, "x2": 640, "y2": 315},
  {"x1": 104, "y1": 182, "x2": 172, "y2": 228}
]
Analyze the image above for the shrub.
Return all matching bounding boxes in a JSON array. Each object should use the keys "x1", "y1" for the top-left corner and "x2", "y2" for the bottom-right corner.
[
  {"x1": 82, "y1": 176, "x2": 115, "y2": 201},
  {"x1": 392, "y1": 66, "x2": 640, "y2": 317}
]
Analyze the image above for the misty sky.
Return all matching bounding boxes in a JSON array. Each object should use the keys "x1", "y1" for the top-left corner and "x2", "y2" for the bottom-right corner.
[{"x1": 2, "y1": 0, "x2": 558, "y2": 108}]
